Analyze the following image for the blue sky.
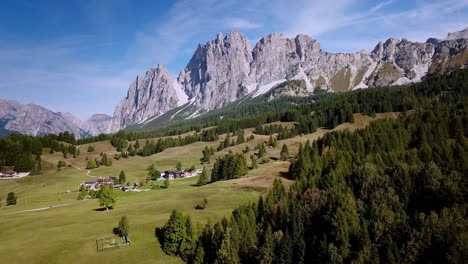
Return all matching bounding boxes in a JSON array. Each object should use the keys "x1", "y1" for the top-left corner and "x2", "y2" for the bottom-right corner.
[{"x1": 0, "y1": 0, "x2": 467, "y2": 120}]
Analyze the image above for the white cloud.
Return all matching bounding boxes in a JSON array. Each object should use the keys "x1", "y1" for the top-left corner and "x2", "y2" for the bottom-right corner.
[{"x1": 226, "y1": 18, "x2": 261, "y2": 30}]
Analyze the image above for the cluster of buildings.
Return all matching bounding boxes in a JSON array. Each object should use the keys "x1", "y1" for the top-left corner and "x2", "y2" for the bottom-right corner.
[
  {"x1": 0, "y1": 170, "x2": 18, "y2": 178},
  {"x1": 159, "y1": 169, "x2": 203, "y2": 180},
  {"x1": 80, "y1": 176, "x2": 143, "y2": 192},
  {"x1": 79, "y1": 167, "x2": 204, "y2": 191}
]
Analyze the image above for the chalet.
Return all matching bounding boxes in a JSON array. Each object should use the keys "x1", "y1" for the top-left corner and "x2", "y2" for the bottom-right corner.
[
  {"x1": 80, "y1": 176, "x2": 115, "y2": 189},
  {"x1": 81, "y1": 180, "x2": 97, "y2": 187},
  {"x1": 121, "y1": 185, "x2": 134, "y2": 192},
  {"x1": 164, "y1": 170, "x2": 185, "y2": 179},
  {"x1": 191, "y1": 169, "x2": 203, "y2": 177},
  {"x1": 0, "y1": 170, "x2": 18, "y2": 178}
]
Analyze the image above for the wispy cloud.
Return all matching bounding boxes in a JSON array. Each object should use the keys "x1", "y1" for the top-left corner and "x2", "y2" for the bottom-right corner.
[{"x1": 226, "y1": 18, "x2": 261, "y2": 30}]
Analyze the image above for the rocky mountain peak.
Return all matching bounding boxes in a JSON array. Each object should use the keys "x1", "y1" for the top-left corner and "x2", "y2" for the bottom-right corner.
[
  {"x1": 3, "y1": 28, "x2": 467, "y2": 137},
  {"x1": 178, "y1": 30, "x2": 254, "y2": 111},
  {"x1": 110, "y1": 63, "x2": 183, "y2": 131},
  {"x1": 446, "y1": 27, "x2": 468, "y2": 40}
]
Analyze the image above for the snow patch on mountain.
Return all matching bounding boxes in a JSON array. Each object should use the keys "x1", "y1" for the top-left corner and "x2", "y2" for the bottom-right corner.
[{"x1": 252, "y1": 79, "x2": 287, "y2": 98}]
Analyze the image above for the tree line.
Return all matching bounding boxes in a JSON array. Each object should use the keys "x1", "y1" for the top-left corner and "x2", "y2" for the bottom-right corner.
[{"x1": 158, "y1": 69, "x2": 468, "y2": 263}]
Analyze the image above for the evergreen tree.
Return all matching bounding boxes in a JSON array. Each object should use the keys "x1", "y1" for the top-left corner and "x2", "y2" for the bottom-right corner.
[
  {"x1": 134, "y1": 140, "x2": 140, "y2": 149},
  {"x1": 258, "y1": 143, "x2": 266, "y2": 158},
  {"x1": 236, "y1": 129, "x2": 245, "y2": 145},
  {"x1": 193, "y1": 242, "x2": 205, "y2": 264},
  {"x1": 100, "y1": 153, "x2": 108, "y2": 166},
  {"x1": 200, "y1": 146, "x2": 213, "y2": 164},
  {"x1": 162, "y1": 210, "x2": 187, "y2": 256},
  {"x1": 119, "y1": 170, "x2": 126, "y2": 184},
  {"x1": 197, "y1": 166, "x2": 209, "y2": 185},
  {"x1": 258, "y1": 225, "x2": 274, "y2": 264},
  {"x1": 6, "y1": 192, "x2": 17, "y2": 206},
  {"x1": 280, "y1": 144, "x2": 289, "y2": 161},
  {"x1": 118, "y1": 215, "x2": 130, "y2": 237},
  {"x1": 176, "y1": 161, "x2": 182, "y2": 171},
  {"x1": 268, "y1": 135, "x2": 277, "y2": 148},
  {"x1": 215, "y1": 229, "x2": 239, "y2": 264},
  {"x1": 189, "y1": 165, "x2": 196, "y2": 172}
]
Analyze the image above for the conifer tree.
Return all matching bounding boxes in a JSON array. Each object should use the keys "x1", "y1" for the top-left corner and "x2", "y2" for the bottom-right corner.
[
  {"x1": 280, "y1": 144, "x2": 289, "y2": 161},
  {"x1": 197, "y1": 166, "x2": 209, "y2": 185},
  {"x1": 119, "y1": 170, "x2": 126, "y2": 184},
  {"x1": 258, "y1": 143, "x2": 266, "y2": 158}
]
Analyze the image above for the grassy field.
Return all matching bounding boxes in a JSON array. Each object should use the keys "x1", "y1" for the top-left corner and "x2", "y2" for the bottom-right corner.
[{"x1": 0, "y1": 112, "x2": 398, "y2": 263}]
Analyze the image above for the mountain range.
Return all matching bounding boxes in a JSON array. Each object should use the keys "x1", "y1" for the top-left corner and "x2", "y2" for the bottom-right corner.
[{"x1": 1, "y1": 27, "x2": 467, "y2": 138}]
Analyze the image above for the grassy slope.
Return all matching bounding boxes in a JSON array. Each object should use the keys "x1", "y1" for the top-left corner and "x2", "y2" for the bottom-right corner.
[{"x1": 0, "y1": 112, "x2": 399, "y2": 264}]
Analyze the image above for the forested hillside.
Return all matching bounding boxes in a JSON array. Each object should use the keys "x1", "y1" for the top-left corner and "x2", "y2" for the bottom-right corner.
[
  {"x1": 0, "y1": 131, "x2": 78, "y2": 172},
  {"x1": 158, "y1": 70, "x2": 468, "y2": 263}
]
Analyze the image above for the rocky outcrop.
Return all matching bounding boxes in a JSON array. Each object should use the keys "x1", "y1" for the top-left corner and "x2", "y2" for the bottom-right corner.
[
  {"x1": 2, "y1": 28, "x2": 467, "y2": 136},
  {"x1": 249, "y1": 33, "x2": 374, "y2": 93},
  {"x1": 110, "y1": 64, "x2": 187, "y2": 132},
  {"x1": 367, "y1": 38, "x2": 435, "y2": 86},
  {"x1": 107, "y1": 27, "x2": 468, "y2": 131},
  {"x1": 178, "y1": 30, "x2": 254, "y2": 110},
  {"x1": 82, "y1": 114, "x2": 113, "y2": 136},
  {"x1": 446, "y1": 28, "x2": 468, "y2": 40},
  {"x1": 429, "y1": 39, "x2": 468, "y2": 73}
]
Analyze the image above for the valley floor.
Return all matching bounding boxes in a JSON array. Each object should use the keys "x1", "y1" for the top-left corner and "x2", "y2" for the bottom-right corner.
[{"x1": 0, "y1": 113, "x2": 399, "y2": 263}]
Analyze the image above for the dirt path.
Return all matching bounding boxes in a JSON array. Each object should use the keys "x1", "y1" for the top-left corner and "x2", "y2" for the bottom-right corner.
[
  {"x1": 73, "y1": 166, "x2": 94, "y2": 178},
  {"x1": 0, "y1": 200, "x2": 89, "y2": 216}
]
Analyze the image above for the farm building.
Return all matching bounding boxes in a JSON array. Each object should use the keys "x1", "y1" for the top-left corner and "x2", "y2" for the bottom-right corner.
[
  {"x1": 80, "y1": 176, "x2": 115, "y2": 190},
  {"x1": 0, "y1": 170, "x2": 18, "y2": 178},
  {"x1": 163, "y1": 170, "x2": 185, "y2": 179}
]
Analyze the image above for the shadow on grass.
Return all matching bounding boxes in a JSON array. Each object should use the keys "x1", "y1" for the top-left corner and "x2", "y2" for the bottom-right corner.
[
  {"x1": 155, "y1": 226, "x2": 165, "y2": 246},
  {"x1": 280, "y1": 171, "x2": 290, "y2": 178},
  {"x1": 93, "y1": 206, "x2": 114, "y2": 211}
]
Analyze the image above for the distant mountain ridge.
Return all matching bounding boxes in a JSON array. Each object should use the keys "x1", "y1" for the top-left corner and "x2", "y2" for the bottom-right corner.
[
  {"x1": 0, "y1": 99, "x2": 111, "y2": 138},
  {"x1": 0, "y1": 27, "x2": 467, "y2": 138},
  {"x1": 111, "y1": 27, "x2": 468, "y2": 131}
]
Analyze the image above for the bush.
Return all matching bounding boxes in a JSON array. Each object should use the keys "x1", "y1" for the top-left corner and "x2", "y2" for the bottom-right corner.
[
  {"x1": 86, "y1": 160, "x2": 97, "y2": 169},
  {"x1": 57, "y1": 160, "x2": 67, "y2": 170},
  {"x1": 195, "y1": 198, "x2": 208, "y2": 210},
  {"x1": 7, "y1": 192, "x2": 17, "y2": 206}
]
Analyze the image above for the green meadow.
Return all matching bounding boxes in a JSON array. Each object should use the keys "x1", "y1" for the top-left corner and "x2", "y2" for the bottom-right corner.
[{"x1": 0, "y1": 113, "x2": 390, "y2": 263}]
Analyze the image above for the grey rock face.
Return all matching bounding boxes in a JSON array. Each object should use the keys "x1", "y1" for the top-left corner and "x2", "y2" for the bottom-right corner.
[
  {"x1": 0, "y1": 100, "x2": 88, "y2": 138},
  {"x1": 110, "y1": 64, "x2": 185, "y2": 131},
  {"x1": 5, "y1": 28, "x2": 467, "y2": 137},
  {"x1": 446, "y1": 28, "x2": 468, "y2": 40},
  {"x1": 429, "y1": 38, "x2": 468, "y2": 73},
  {"x1": 367, "y1": 38, "x2": 436, "y2": 86},
  {"x1": 251, "y1": 33, "x2": 372, "y2": 93},
  {"x1": 178, "y1": 30, "x2": 254, "y2": 111},
  {"x1": 82, "y1": 114, "x2": 113, "y2": 136},
  {"x1": 110, "y1": 28, "x2": 467, "y2": 131}
]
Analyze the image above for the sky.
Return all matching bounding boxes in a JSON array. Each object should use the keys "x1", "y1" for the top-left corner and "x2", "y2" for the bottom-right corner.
[{"x1": 0, "y1": 0, "x2": 467, "y2": 120}]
